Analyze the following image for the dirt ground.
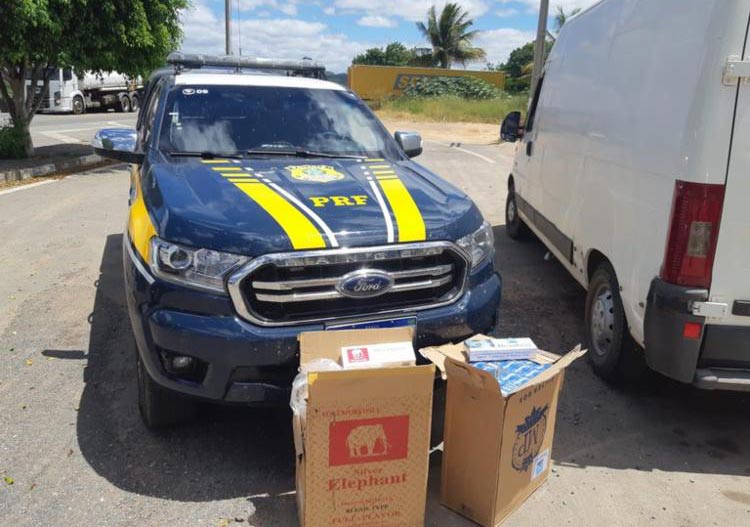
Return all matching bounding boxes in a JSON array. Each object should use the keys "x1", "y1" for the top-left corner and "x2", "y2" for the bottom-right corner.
[{"x1": 378, "y1": 114, "x2": 502, "y2": 145}]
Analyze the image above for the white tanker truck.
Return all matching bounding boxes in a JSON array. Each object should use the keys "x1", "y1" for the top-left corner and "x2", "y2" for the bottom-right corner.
[{"x1": 30, "y1": 67, "x2": 143, "y2": 114}]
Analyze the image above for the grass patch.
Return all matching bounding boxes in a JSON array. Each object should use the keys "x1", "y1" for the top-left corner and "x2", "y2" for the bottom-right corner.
[{"x1": 376, "y1": 94, "x2": 528, "y2": 124}]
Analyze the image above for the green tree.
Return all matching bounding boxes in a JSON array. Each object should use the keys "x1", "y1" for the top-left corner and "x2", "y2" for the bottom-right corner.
[
  {"x1": 0, "y1": 0, "x2": 187, "y2": 158},
  {"x1": 487, "y1": 40, "x2": 553, "y2": 93},
  {"x1": 352, "y1": 42, "x2": 417, "y2": 67},
  {"x1": 554, "y1": 6, "x2": 582, "y2": 33},
  {"x1": 416, "y1": 3, "x2": 486, "y2": 69}
]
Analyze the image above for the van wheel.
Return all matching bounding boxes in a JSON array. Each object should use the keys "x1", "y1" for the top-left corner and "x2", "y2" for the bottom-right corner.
[
  {"x1": 505, "y1": 189, "x2": 530, "y2": 240},
  {"x1": 136, "y1": 348, "x2": 196, "y2": 429},
  {"x1": 585, "y1": 263, "x2": 647, "y2": 383},
  {"x1": 72, "y1": 96, "x2": 84, "y2": 115}
]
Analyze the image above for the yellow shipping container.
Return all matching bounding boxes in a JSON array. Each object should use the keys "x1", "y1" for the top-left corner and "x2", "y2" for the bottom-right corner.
[{"x1": 347, "y1": 65, "x2": 506, "y2": 100}]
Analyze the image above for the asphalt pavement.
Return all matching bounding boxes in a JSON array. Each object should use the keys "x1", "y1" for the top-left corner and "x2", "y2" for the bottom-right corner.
[
  {"x1": 0, "y1": 111, "x2": 138, "y2": 148},
  {"x1": 1, "y1": 137, "x2": 749, "y2": 527}
]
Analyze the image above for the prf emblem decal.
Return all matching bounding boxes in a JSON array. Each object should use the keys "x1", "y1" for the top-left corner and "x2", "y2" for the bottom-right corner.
[
  {"x1": 512, "y1": 405, "x2": 549, "y2": 472},
  {"x1": 287, "y1": 165, "x2": 345, "y2": 183}
]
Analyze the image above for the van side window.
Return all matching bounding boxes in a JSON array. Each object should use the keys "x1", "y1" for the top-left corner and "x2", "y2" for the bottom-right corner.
[{"x1": 525, "y1": 76, "x2": 544, "y2": 133}]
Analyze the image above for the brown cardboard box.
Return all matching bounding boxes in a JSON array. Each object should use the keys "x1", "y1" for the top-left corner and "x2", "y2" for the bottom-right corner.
[
  {"x1": 421, "y1": 340, "x2": 586, "y2": 527},
  {"x1": 294, "y1": 327, "x2": 435, "y2": 527}
]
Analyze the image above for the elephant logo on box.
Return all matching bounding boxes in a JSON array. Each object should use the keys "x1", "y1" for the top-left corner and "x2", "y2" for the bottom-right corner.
[{"x1": 329, "y1": 416, "x2": 409, "y2": 466}]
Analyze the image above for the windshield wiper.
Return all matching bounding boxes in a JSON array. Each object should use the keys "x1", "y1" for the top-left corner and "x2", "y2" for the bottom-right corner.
[
  {"x1": 245, "y1": 148, "x2": 366, "y2": 160},
  {"x1": 167, "y1": 150, "x2": 245, "y2": 160}
]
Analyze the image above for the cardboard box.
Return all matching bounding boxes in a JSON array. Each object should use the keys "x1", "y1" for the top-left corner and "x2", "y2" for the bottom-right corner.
[
  {"x1": 421, "y1": 340, "x2": 586, "y2": 527},
  {"x1": 295, "y1": 327, "x2": 435, "y2": 527},
  {"x1": 341, "y1": 341, "x2": 416, "y2": 369}
]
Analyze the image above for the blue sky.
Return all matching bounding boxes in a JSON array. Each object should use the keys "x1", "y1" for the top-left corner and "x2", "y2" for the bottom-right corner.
[{"x1": 180, "y1": 1, "x2": 599, "y2": 72}]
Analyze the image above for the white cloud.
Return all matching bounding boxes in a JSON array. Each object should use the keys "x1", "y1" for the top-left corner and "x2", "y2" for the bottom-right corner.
[
  {"x1": 356, "y1": 15, "x2": 397, "y2": 28},
  {"x1": 495, "y1": 7, "x2": 518, "y2": 17},
  {"x1": 333, "y1": 0, "x2": 490, "y2": 22},
  {"x1": 511, "y1": 0, "x2": 601, "y2": 14},
  {"x1": 475, "y1": 27, "x2": 536, "y2": 65},
  {"x1": 238, "y1": 0, "x2": 298, "y2": 15},
  {"x1": 180, "y1": 1, "x2": 373, "y2": 72}
]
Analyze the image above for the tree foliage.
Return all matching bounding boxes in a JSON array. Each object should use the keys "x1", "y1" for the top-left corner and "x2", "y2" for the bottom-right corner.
[
  {"x1": 554, "y1": 6, "x2": 582, "y2": 33},
  {"x1": 416, "y1": 3, "x2": 486, "y2": 69},
  {"x1": 488, "y1": 40, "x2": 553, "y2": 93},
  {"x1": 352, "y1": 42, "x2": 417, "y2": 67},
  {"x1": 0, "y1": 0, "x2": 187, "y2": 157}
]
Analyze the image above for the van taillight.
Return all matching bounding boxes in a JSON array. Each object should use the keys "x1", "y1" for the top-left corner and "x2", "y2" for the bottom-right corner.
[{"x1": 660, "y1": 181, "x2": 725, "y2": 288}]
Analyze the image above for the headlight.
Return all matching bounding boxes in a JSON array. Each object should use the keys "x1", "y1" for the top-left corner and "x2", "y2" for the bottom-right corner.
[
  {"x1": 457, "y1": 221, "x2": 494, "y2": 269},
  {"x1": 150, "y1": 238, "x2": 249, "y2": 293}
]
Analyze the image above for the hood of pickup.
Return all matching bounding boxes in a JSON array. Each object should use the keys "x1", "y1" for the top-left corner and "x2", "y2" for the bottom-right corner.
[{"x1": 142, "y1": 157, "x2": 484, "y2": 255}]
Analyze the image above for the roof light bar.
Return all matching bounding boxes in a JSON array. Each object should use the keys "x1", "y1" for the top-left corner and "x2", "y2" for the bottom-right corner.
[{"x1": 166, "y1": 53, "x2": 326, "y2": 75}]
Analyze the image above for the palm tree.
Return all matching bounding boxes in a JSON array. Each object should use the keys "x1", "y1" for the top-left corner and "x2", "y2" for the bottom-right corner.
[
  {"x1": 554, "y1": 6, "x2": 582, "y2": 33},
  {"x1": 416, "y1": 3, "x2": 486, "y2": 69}
]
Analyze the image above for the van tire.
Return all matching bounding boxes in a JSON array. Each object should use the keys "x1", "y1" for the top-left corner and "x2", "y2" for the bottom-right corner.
[
  {"x1": 505, "y1": 190, "x2": 530, "y2": 240},
  {"x1": 585, "y1": 263, "x2": 647, "y2": 383},
  {"x1": 72, "y1": 96, "x2": 84, "y2": 115},
  {"x1": 136, "y1": 348, "x2": 196, "y2": 429}
]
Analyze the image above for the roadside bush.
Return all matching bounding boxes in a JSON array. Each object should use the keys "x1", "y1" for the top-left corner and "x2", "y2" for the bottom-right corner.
[
  {"x1": 0, "y1": 122, "x2": 27, "y2": 159},
  {"x1": 403, "y1": 76, "x2": 501, "y2": 100}
]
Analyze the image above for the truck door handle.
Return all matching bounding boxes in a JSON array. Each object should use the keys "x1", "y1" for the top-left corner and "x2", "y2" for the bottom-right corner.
[{"x1": 526, "y1": 141, "x2": 534, "y2": 156}]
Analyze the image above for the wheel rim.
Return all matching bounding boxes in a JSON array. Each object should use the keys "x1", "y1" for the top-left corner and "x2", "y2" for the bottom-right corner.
[
  {"x1": 73, "y1": 99, "x2": 82, "y2": 113},
  {"x1": 590, "y1": 283, "x2": 615, "y2": 357},
  {"x1": 507, "y1": 197, "x2": 517, "y2": 223}
]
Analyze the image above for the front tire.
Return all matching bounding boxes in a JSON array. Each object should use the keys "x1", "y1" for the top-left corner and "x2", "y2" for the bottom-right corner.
[
  {"x1": 505, "y1": 188, "x2": 530, "y2": 240},
  {"x1": 584, "y1": 263, "x2": 647, "y2": 383},
  {"x1": 136, "y1": 348, "x2": 196, "y2": 429},
  {"x1": 72, "y1": 96, "x2": 84, "y2": 115}
]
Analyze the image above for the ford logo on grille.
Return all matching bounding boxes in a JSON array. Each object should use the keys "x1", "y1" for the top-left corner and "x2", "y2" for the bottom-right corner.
[{"x1": 336, "y1": 270, "x2": 395, "y2": 298}]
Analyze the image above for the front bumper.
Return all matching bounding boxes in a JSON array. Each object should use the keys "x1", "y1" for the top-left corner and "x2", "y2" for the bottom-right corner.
[
  {"x1": 124, "y1": 239, "x2": 501, "y2": 405},
  {"x1": 644, "y1": 278, "x2": 750, "y2": 391}
]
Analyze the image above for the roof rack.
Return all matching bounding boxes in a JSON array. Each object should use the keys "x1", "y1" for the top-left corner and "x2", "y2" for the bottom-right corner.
[{"x1": 166, "y1": 53, "x2": 327, "y2": 79}]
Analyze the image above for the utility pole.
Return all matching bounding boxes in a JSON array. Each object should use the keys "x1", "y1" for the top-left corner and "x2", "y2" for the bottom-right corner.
[
  {"x1": 225, "y1": 0, "x2": 233, "y2": 55},
  {"x1": 530, "y1": 0, "x2": 549, "y2": 96}
]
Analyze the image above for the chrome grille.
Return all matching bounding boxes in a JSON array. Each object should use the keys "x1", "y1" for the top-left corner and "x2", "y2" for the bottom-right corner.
[{"x1": 227, "y1": 242, "x2": 469, "y2": 326}]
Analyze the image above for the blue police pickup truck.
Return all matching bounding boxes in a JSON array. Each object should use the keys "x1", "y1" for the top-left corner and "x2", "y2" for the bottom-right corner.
[{"x1": 93, "y1": 54, "x2": 501, "y2": 428}]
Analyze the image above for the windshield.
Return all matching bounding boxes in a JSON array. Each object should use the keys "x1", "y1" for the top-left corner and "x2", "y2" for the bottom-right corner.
[{"x1": 158, "y1": 84, "x2": 401, "y2": 159}]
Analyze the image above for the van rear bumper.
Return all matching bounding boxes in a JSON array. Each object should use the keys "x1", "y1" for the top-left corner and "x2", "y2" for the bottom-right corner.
[{"x1": 645, "y1": 278, "x2": 750, "y2": 390}]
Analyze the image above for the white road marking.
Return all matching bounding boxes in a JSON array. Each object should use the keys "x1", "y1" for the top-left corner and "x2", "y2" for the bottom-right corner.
[
  {"x1": 426, "y1": 140, "x2": 496, "y2": 164},
  {"x1": 39, "y1": 130, "x2": 86, "y2": 144},
  {"x1": 0, "y1": 179, "x2": 56, "y2": 196}
]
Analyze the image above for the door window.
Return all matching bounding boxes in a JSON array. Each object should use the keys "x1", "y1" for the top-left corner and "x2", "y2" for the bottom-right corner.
[{"x1": 525, "y1": 76, "x2": 545, "y2": 133}]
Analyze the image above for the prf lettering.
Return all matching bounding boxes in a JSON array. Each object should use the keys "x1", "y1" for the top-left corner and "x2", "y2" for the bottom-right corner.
[{"x1": 310, "y1": 195, "x2": 368, "y2": 207}]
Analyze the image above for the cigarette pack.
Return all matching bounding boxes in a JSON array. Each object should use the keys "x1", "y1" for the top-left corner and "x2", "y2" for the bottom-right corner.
[
  {"x1": 341, "y1": 341, "x2": 416, "y2": 369},
  {"x1": 464, "y1": 337, "x2": 538, "y2": 362}
]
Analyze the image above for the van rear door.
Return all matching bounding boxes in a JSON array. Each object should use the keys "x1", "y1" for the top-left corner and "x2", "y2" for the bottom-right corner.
[{"x1": 706, "y1": 20, "x2": 750, "y2": 333}]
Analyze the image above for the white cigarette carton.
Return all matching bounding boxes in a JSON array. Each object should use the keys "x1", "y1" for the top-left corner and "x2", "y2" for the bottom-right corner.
[
  {"x1": 340, "y1": 341, "x2": 416, "y2": 369},
  {"x1": 465, "y1": 337, "x2": 538, "y2": 362}
]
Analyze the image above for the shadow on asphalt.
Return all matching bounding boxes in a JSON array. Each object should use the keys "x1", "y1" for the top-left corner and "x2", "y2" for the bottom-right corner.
[
  {"x1": 67, "y1": 229, "x2": 750, "y2": 521},
  {"x1": 491, "y1": 224, "x2": 750, "y2": 479}
]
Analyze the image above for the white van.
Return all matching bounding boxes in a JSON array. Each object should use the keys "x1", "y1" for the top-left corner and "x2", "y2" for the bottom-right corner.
[{"x1": 501, "y1": 0, "x2": 750, "y2": 390}]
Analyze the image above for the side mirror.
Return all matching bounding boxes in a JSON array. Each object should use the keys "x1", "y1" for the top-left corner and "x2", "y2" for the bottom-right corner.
[
  {"x1": 91, "y1": 128, "x2": 144, "y2": 164},
  {"x1": 394, "y1": 131, "x2": 423, "y2": 158},
  {"x1": 500, "y1": 111, "x2": 523, "y2": 143}
]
